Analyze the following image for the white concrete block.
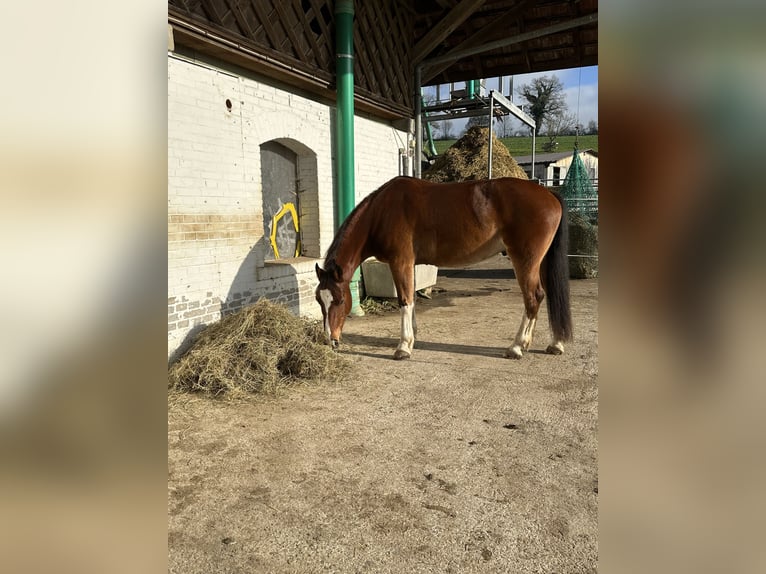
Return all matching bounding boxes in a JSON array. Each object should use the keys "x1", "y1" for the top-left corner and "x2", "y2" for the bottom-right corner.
[{"x1": 361, "y1": 259, "x2": 438, "y2": 298}]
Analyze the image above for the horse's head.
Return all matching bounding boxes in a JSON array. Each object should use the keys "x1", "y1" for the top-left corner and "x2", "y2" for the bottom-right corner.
[{"x1": 315, "y1": 262, "x2": 351, "y2": 349}]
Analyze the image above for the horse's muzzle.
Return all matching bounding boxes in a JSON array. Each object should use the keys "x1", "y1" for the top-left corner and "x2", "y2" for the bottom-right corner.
[{"x1": 331, "y1": 339, "x2": 340, "y2": 350}]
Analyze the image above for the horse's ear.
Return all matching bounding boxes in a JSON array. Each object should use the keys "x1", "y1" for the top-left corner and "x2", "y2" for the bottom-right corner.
[{"x1": 315, "y1": 263, "x2": 324, "y2": 280}]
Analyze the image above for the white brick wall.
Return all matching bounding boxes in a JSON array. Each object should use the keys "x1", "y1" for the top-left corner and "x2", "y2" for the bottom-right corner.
[{"x1": 168, "y1": 54, "x2": 409, "y2": 357}]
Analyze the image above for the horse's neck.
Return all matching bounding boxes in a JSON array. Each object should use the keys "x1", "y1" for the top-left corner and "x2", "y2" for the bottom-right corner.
[
  {"x1": 333, "y1": 236, "x2": 366, "y2": 281},
  {"x1": 333, "y1": 213, "x2": 370, "y2": 281}
]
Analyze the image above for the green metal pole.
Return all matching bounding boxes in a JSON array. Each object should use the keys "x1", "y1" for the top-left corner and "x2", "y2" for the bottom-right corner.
[
  {"x1": 335, "y1": 0, "x2": 363, "y2": 315},
  {"x1": 467, "y1": 79, "x2": 476, "y2": 99}
]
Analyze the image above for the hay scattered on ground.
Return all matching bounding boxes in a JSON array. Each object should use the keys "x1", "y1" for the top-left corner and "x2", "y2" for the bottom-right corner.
[
  {"x1": 424, "y1": 126, "x2": 528, "y2": 182},
  {"x1": 169, "y1": 299, "x2": 350, "y2": 397},
  {"x1": 360, "y1": 297, "x2": 399, "y2": 315}
]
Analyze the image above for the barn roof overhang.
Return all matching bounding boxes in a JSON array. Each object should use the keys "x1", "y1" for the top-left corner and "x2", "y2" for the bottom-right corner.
[
  {"x1": 414, "y1": 0, "x2": 598, "y2": 87},
  {"x1": 167, "y1": 1, "x2": 597, "y2": 121}
]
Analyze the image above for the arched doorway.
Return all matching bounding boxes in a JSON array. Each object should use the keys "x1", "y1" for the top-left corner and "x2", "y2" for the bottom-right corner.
[{"x1": 260, "y1": 140, "x2": 301, "y2": 260}]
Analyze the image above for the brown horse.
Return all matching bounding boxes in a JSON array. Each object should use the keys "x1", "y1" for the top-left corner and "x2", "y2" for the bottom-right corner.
[{"x1": 315, "y1": 176, "x2": 572, "y2": 360}]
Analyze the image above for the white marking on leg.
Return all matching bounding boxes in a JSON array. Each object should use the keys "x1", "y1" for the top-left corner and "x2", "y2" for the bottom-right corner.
[
  {"x1": 546, "y1": 340, "x2": 565, "y2": 355},
  {"x1": 507, "y1": 315, "x2": 531, "y2": 359},
  {"x1": 522, "y1": 317, "x2": 537, "y2": 350},
  {"x1": 397, "y1": 303, "x2": 415, "y2": 355},
  {"x1": 319, "y1": 289, "x2": 333, "y2": 342}
]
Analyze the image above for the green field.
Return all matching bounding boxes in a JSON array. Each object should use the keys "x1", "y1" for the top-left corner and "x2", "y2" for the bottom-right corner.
[{"x1": 433, "y1": 134, "x2": 598, "y2": 157}]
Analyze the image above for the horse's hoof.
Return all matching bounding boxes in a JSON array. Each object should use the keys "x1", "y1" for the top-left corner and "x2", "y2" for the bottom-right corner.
[
  {"x1": 505, "y1": 347, "x2": 523, "y2": 360},
  {"x1": 546, "y1": 344, "x2": 564, "y2": 355},
  {"x1": 393, "y1": 350, "x2": 411, "y2": 361}
]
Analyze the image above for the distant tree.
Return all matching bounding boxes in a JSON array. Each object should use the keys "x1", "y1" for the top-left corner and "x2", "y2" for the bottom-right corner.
[
  {"x1": 516, "y1": 75, "x2": 568, "y2": 135},
  {"x1": 463, "y1": 114, "x2": 490, "y2": 133},
  {"x1": 435, "y1": 119, "x2": 455, "y2": 139},
  {"x1": 429, "y1": 121, "x2": 441, "y2": 139},
  {"x1": 542, "y1": 110, "x2": 577, "y2": 152},
  {"x1": 495, "y1": 117, "x2": 513, "y2": 138},
  {"x1": 586, "y1": 119, "x2": 598, "y2": 134}
]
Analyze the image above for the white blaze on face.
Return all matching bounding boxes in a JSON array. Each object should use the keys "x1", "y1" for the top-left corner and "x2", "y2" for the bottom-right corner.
[{"x1": 319, "y1": 288, "x2": 333, "y2": 341}]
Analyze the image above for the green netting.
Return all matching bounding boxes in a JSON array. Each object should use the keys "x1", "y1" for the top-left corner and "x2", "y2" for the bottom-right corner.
[{"x1": 560, "y1": 148, "x2": 597, "y2": 221}]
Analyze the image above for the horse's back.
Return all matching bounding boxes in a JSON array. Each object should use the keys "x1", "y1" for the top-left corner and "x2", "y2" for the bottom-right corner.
[
  {"x1": 487, "y1": 177, "x2": 563, "y2": 227},
  {"x1": 381, "y1": 176, "x2": 561, "y2": 228},
  {"x1": 363, "y1": 177, "x2": 562, "y2": 266}
]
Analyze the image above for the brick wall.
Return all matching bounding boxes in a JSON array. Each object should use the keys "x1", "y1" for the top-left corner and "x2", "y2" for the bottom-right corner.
[{"x1": 168, "y1": 54, "x2": 409, "y2": 357}]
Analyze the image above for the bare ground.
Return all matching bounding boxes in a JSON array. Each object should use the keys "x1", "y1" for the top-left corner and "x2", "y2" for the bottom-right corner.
[{"x1": 168, "y1": 255, "x2": 598, "y2": 573}]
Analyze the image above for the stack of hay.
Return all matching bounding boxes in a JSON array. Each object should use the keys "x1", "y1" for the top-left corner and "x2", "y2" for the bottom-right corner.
[
  {"x1": 424, "y1": 126, "x2": 528, "y2": 182},
  {"x1": 169, "y1": 299, "x2": 349, "y2": 397},
  {"x1": 568, "y1": 211, "x2": 599, "y2": 279},
  {"x1": 560, "y1": 149, "x2": 598, "y2": 279}
]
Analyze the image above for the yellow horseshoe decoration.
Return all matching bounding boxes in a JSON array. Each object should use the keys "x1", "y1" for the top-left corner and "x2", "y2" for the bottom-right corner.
[{"x1": 269, "y1": 202, "x2": 301, "y2": 259}]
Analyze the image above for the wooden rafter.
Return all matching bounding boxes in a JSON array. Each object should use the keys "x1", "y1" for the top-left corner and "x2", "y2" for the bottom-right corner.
[
  {"x1": 228, "y1": 1, "x2": 255, "y2": 40},
  {"x1": 272, "y1": 1, "x2": 307, "y2": 64},
  {"x1": 422, "y1": 0, "x2": 536, "y2": 83},
  {"x1": 199, "y1": 0, "x2": 225, "y2": 27},
  {"x1": 250, "y1": 1, "x2": 282, "y2": 52},
  {"x1": 424, "y1": 13, "x2": 598, "y2": 68},
  {"x1": 168, "y1": 0, "x2": 596, "y2": 119},
  {"x1": 413, "y1": 0, "x2": 486, "y2": 63},
  {"x1": 355, "y1": 7, "x2": 382, "y2": 94},
  {"x1": 294, "y1": 0, "x2": 324, "y2": 68},
  {"x1": 368, "y1": 1, "x2": 400, "y2": 99},
  {"x1": 303, "y1": 0, "x2": 331, "y2": 58}
]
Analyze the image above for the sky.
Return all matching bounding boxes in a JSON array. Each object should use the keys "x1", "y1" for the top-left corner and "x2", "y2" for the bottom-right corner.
[{"x1": 423, "y1": 65, "x2": 598, "y2": 136}]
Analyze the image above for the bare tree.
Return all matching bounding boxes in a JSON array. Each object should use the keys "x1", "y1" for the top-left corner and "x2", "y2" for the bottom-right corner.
[
  {"x1": 437, "y1": 119, "x2": 455, "y2": 139},
  {"x1": 496, "y1": 117, "x2": 513, "y2": 138},
  {"x1": 542, "y1": 110, "x2": 577, "y2": 152},
  {"x1": 463, "y1": 114, "x2": 490, "y2": 133},
  {"x1": 516, "y1": 75, "x2": 568, "y2": 135}
]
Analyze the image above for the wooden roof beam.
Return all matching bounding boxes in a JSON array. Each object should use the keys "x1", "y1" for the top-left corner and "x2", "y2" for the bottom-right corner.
[
  {"x1": 421, "y1": 0, "x2": 536, "y2": 83},
  {"x1": 422, "y1": 12, "x2": 598, "y2": 81},
  {"x1": 413, "y1": 0, "x2": 486, "y2": 64}
]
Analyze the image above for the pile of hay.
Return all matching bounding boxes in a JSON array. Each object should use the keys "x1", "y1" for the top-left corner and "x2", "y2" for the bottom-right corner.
[
  {"x1": 169, "y1": 299, "x2": 349, "y2": 397},
  {"x1": 568, "y1": 212, "x2": 599, "y2": 279},
  {"x1": 360, "y1": 297, "x2": 398, "y2": 315},
  {"x1": 424, "y1": 126, "x2": 528, "y2": 182}
]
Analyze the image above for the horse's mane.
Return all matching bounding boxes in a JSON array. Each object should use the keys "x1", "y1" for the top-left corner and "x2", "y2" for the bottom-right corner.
[{"x1": 323, "y1": 182, "x2": 390, "y2": 269}]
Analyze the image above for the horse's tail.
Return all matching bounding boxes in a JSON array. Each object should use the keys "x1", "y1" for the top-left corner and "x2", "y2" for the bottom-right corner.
[{"x1": 543, "y1": 190, "x2": 573, "y2": 342}]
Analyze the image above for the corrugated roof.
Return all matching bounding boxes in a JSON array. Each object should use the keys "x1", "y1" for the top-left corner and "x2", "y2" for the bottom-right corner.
[{"x1": 514, "y1": 148, "x2": 598, "y2": 165}]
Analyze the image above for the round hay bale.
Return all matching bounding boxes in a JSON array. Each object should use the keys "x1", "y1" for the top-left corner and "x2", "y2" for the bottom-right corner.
[
  {"x1": 568, "y1": 212, "x2": 598, "y2": 279},
  {"x1": 168, "y1": 299, "x2": 349, "y2": 397},
  {"x1": 424, "y1": 126, "x2": 528, "y2": 182}
]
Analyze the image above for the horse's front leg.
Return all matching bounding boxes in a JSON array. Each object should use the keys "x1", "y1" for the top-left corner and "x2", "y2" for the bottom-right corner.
[
  {"x1": 507, "y1": 315, "x2": 537, "y2": 359},
  {"x1": 390, "y1": 262, "x2": 415, "y2": 360}
]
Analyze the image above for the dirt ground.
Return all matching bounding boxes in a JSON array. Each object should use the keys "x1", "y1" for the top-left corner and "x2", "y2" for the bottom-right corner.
[{"x1": 168, "y1": 255, "x2": 598, "y2": 573}]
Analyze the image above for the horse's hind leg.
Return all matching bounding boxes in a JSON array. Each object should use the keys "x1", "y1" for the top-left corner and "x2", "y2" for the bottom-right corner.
[
  {"x1": 505, "y1": 262, "x2": 545, "y2": 360},
  {"x1": 390, "y1": 260, "x2": 416, "y2": 360},
  {"x1": 540, "y1": 264, "x2": 565, "y2": 356}
]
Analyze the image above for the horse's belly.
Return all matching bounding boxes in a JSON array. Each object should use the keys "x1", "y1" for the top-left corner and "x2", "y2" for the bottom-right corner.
[{"x1": 417, "y1": 236, "x2": 505, "y2": 267}]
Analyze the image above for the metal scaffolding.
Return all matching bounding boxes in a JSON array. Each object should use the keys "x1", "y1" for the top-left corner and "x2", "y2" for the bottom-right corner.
[{"x1": 414, "y1": 80, "x2": 536, "y2": 180}]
